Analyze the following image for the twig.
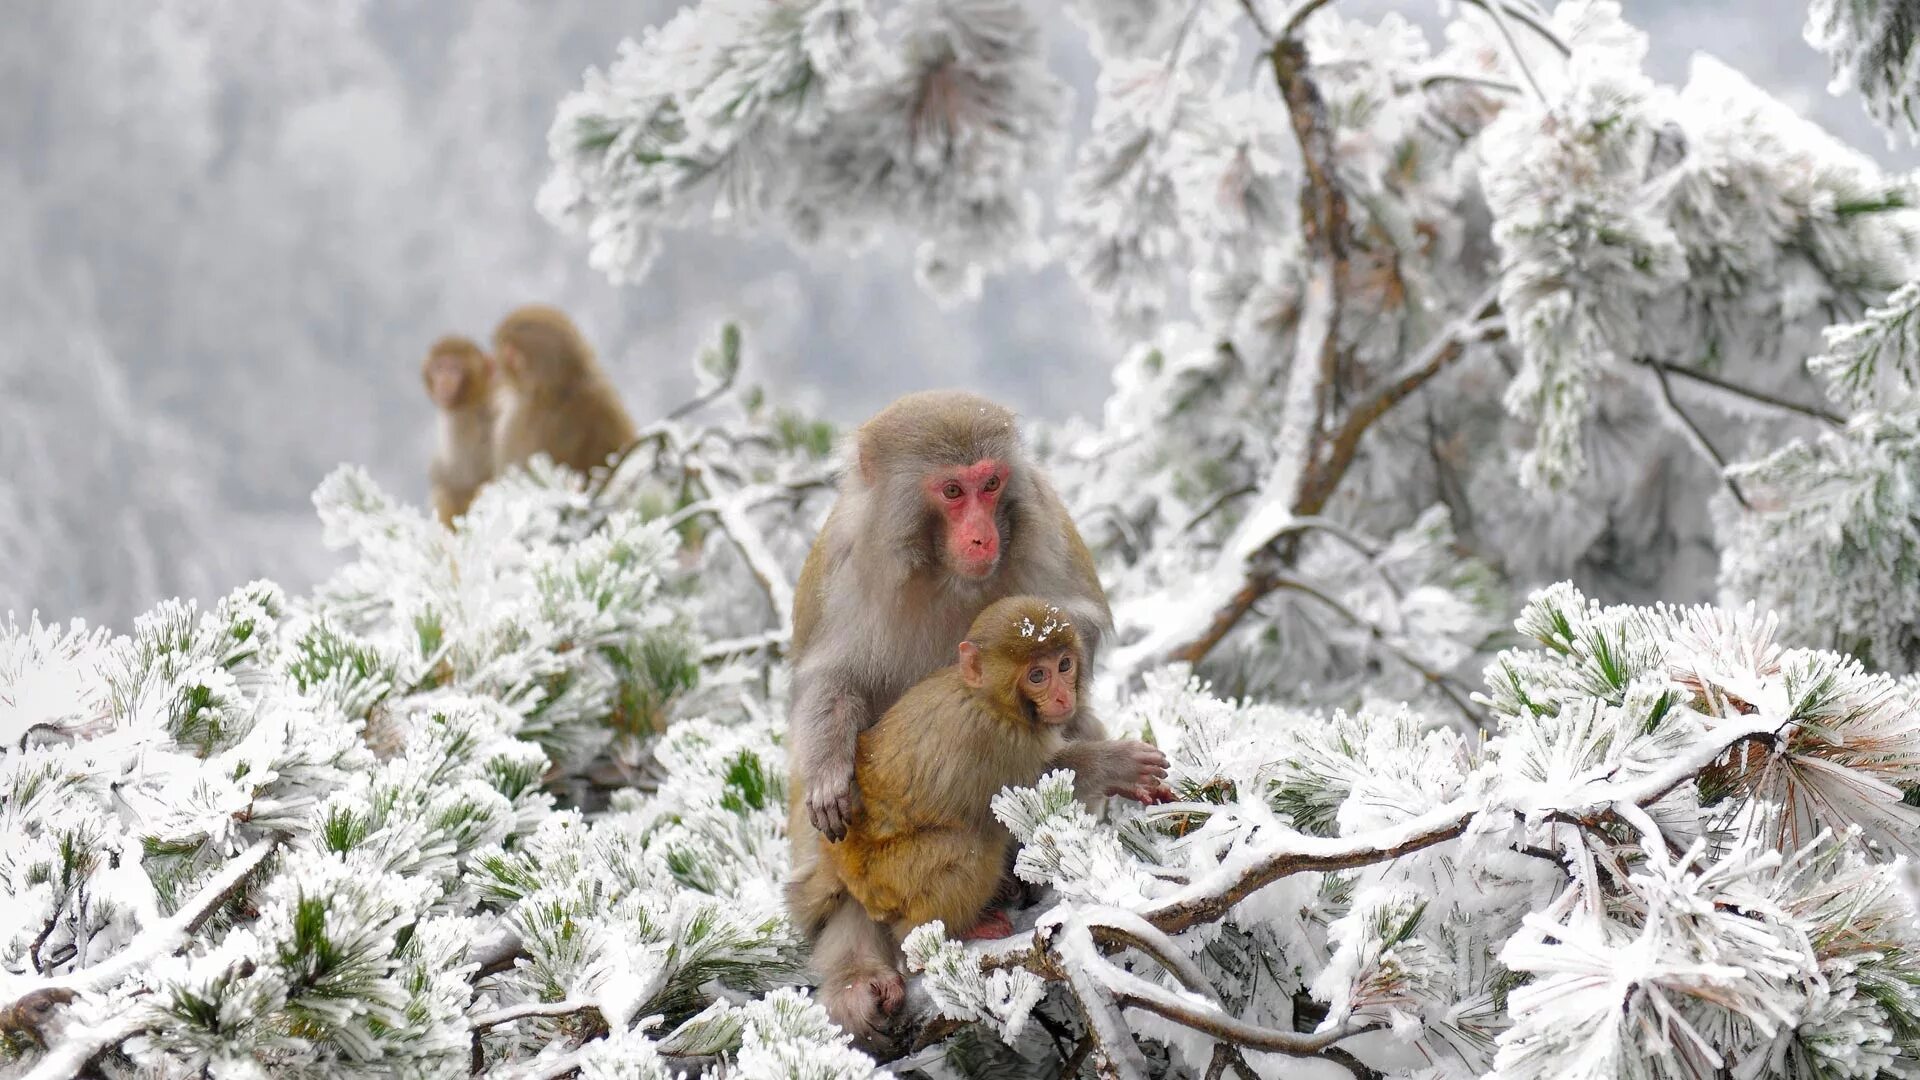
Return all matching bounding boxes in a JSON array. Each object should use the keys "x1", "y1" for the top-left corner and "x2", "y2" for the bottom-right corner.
[
  {"x1": 469, "y1": 926, "x2": 524, "y2": 978},
  {"x1": 663, "y1": 329, "x2": 741, "y2": 423},
  {"x1": 1073, "y1": 927, "x2": 1372, "y2": 1056},
  {"x1": 19, "y1": 1011, "x2": 147, "y2": 1080},
  {"x1": 1322, "y1": 1046, "x2": 1385, "y2": 1079},
  {"x1": 586, "y1": 430, "x2": 672, "y2": 503},
  {"x1": 1476, "y1": 0, "x2": 1548, "y2": 103},
  {"x1": 1143, "y1": 714, "x2": 1784, "y2": 934},
  {"x1": 1459, "y1": 0, "x2": 1572, "y2": 57},
  {"x1": 1646, "y1": 360, "x2": 1750, "y2": 509},
  {"x1": 1140, "y1": 298, "x2": 1504, "y2": 673},
  {"x1": 1081, "y1": 908, "x2": 1215, "y2": 999},
  {"x1": 1168, "y1": 0, "x2": 1217, "y2": 70},
  {"x1": 471, "y1": 998, "x2": 598, "y2": 1032},
  {"x1": 1180, "y1": 485, "x2": 1257, "y2": 536},
  {"x1": 5, "y1": 838, "x2": 277, "y2": 1009},
  {"x1": 1278, "y1": 0, "x2": 1337, "y2": 40},
  {"x1": 1270, "y1": 577, "x2": 1488, "y2": 732},
  {"x1": 700, "y1": 629, "x2": 788, "y2": 662},
  {"x1": 1646, "y1": 359, "x2": 1845, "y2": 426},
  {"x1": 1299, "y1": 294, "x2": 1503, "y2": 513},
  {"x1": 1235, "y1": 0, "x2": 1273, "y2": 40},
  {"x1": 1059, "y1": 1032, "x2": 1096, "y2": 1079},
  {"x1": 1203, "y1": 1042, "x2": 1257, "y2": 1080},
  {"x1": 672, "y1": 468, "x2": 828, "y2": 630},
  {"x1": 664, "y1": 474, "x2": 831, "y2": 530},
  {"x1": 1417, "y1": 71, "x2": 1522, "y2": 95}
]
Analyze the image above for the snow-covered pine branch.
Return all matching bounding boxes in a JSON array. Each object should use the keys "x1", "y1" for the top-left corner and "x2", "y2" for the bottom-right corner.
[{"x1": 916, "y1": 583, "x2": 1920, "y2": 1076}]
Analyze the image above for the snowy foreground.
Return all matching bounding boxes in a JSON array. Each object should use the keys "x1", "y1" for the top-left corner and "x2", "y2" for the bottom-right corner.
[
  {"x1": 16, "y1": 0, "x2": 1920, "y2": 1076},
  {"x1": 5, "y1": 457, "x2": 1920, "y2": 1080}
]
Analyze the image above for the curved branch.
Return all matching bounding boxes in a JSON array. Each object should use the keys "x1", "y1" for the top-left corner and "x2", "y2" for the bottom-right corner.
[
  {"x1": 1645, "y1": 360, "x2": 1750, "y2": 509},
  {"x1": 1143, "y1": 714, "x2": 1783, "y2": 935},
  {"x1": 1459, "y1": 0, "x2": 1573, "y2": 57},
  {"x1": 7, "y1": 837, "x2": 277, "y2": 1009},
  {"x1": 1475, "y1": 0, "x2": 1548, "y2": 102},
  {"x1": 1270, "y1": 577, "x2": 1487, "y2": 731},
  {"x1": 1081, "y1": 908, "x2": 1216, "y2": 999},
  {"x1": 19, "y1": 1012, "x2": 147, "y2": 1080},
  {"x1": 1647, "y1": 359, "x2": 1846, "y2": 427},
  {"x1": 471, "y1": 998, "x2": 598, "y2": 1033},
  {"x1": 1136, "y1": 295, "x2": 1504, "y2": 675}
]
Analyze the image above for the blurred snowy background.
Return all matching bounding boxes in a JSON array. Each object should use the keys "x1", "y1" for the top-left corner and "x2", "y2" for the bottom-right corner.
[{"x1": 1, "y1": 0, "x2": 1909, "y2": 628}]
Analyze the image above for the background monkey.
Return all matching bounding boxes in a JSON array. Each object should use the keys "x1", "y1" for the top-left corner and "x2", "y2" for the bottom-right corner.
[
  {"x1": 421, "y1": 335, "x2": 497, "y2": 526},
  {"x1": 787, "y1": 390, "x2": 1115, "y2": 847},
  {"x1": 789, "y1": 596, "x2": 1170, "y2": 1045},
  {"x1": 490, "y1": 304, "x2": 638, "y2": 476}
]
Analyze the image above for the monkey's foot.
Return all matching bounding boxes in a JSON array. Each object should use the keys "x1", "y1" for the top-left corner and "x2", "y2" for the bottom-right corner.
[
  {"x1": 824, "y1": 966, "x2": 907, "y2": 1047},
  {"x1": 869, "y1": 968, "x2": 907, "y2": 1017},
  {"x1": 958, "y1": 908, "x2": 1015, "y2": 941}
]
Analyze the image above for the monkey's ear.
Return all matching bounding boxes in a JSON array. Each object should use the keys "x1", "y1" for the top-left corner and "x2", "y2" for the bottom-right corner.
[{"x1": 957, "y1": 641, "x2": 984, "y2": 688}]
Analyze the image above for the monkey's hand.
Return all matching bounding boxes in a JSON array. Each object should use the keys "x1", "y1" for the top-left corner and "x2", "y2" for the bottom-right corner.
[
  {"x1": 1105, "y1": 739, "x2": 1173, "y2": 804},
  {"x1": 806, "y1": 761, "x2": 860, "y2": 842}
]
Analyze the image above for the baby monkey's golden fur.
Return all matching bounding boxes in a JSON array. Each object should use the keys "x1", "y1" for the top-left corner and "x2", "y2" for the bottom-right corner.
[{"x1": 791, "y1": 596, "x2": 1082, "y2": 943}]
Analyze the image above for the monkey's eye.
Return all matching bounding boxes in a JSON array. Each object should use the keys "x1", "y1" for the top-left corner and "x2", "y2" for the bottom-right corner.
[
  {"x1": 1027, "y1": 667, "x2": 1047, "y2": 685},
  {"x1": 983, "y1": 475, "x2": 1000, "y2": 493},
  {"x1": 943, "y1": 481, "x2": 964, "y2": 500},
  {"x1": 1059, "y1": 655, "x2": 1073, "y2": 673}
]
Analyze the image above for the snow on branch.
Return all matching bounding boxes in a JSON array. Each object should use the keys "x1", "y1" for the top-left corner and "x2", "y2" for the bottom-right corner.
[{"x1": 1807, "y1": 0, "x2": 1920, "y2": 144}]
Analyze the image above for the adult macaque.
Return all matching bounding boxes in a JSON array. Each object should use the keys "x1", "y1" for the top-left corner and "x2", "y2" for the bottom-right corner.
[
  {"x1": 787, "y1": 390, "x2": 1114, "y2": 846},
  {"x1": 490, "y1": 304, "x2": 638, "y2": 476},
  {"x1": 421, "y1": 335, "x2": 497, "y2": 527},
  {"x1": 788, "y1": 597, "x2": 1170, "y2": 1043}
]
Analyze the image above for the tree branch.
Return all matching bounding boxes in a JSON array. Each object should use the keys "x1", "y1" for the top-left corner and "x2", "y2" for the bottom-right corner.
[
  {"x1": 19, "y1": 1012, "x2": 147, "y2": 1080},
  {"x1": 1142, "y1": 714, "x2": 1783, "y2": 935},
  {"x1": 700, "y1": 629, "x2": 788, "y2": 662},
  {"x1": 669, "y1": 469, "x2": 828, "y2": 630},
  {"x1": 1277, "y1": 0, "x2": 1337, "y2": 40},
  {"x1": 1269, "y1": 577, "x2": 1487, "y2": 731},
  {"x1": 5, "y1": 837, "x2": 276, "y2": 1012},
  {"x1": 1136, "y1": 294, "x2": 1503, "y2": 673},
  {"x1": 1475, "y1": 0, "x2": 1548, "y2": 102},
  {"x1": 1067, "y1": 916, "x2": 1375, "y2": 1058},
  {"x1": 1458, "y1": 0, "x2": 1573, "y2": 57},
  {"x1": 471, "y1": 998, "x2": 599, "y2": 1033},
  {"x1": 1646, "y1": 359, "x2": 1846, "y2": 426},
  {"x1": 1646, "y1": 360, "x2": 1750, "y2": 509}
]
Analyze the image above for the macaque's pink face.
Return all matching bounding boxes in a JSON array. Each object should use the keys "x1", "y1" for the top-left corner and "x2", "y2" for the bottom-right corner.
[
  {"x1": 1018, "y1": 648, "x2": 1077, "y2": 723},
  {"x1": 926, "y1": 458, "x2": 1008, "y2": 579},
  {"x1": 425, "y1": 352, "x2": 471, "y2": 408}
]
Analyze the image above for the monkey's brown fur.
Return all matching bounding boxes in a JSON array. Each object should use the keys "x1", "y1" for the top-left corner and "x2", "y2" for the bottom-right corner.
[
  {"x1": 783, "y1": 391, "x2": 1120, "y2": 1047},
  {"x1": 490, "y1": 304, "x2": 638, "y2": 476},
  {"x1": 423, "y1": 335, "x2": 497, "y2": 526},
  {"x1": 792, "y1": 597, "x2": 1080, "y2": 942},
  {"x1": 789, "y1": 597, "x2": 1168, "y2": 1047},
  {"x1": 786, "y1": 391, "x2": 1113, "y2": 845}
]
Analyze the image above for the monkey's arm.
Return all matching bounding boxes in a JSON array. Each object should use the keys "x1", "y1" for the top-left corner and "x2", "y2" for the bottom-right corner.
[
  {"x1": 789, "y1": 657, "x2": 869, "y2": 842},
  {"x1": 1049, "y1": 737, "x2": 1170, "y2": 805}
]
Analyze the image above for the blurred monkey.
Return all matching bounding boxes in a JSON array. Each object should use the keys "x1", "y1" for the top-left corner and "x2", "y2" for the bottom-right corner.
[
  {"x1": 422, "y1": 335, "x2": 497, "y2": 526},
  {"x1": 490, "y1": 304, "x2": 637, "y2": 476}
]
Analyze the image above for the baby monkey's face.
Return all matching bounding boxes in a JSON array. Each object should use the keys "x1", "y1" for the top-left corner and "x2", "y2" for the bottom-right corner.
[{"x1": 1018, "y1": 648, "x2": 1078, "y2": 723}]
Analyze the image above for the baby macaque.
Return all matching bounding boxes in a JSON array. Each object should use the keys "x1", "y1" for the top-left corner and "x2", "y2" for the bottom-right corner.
[
  {"x1": 788, "y1": 596, "x2": 1169, "y2": 1044},
  {"x1": 422, "y1": 335, "x2": 497, "y2": 526}
]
